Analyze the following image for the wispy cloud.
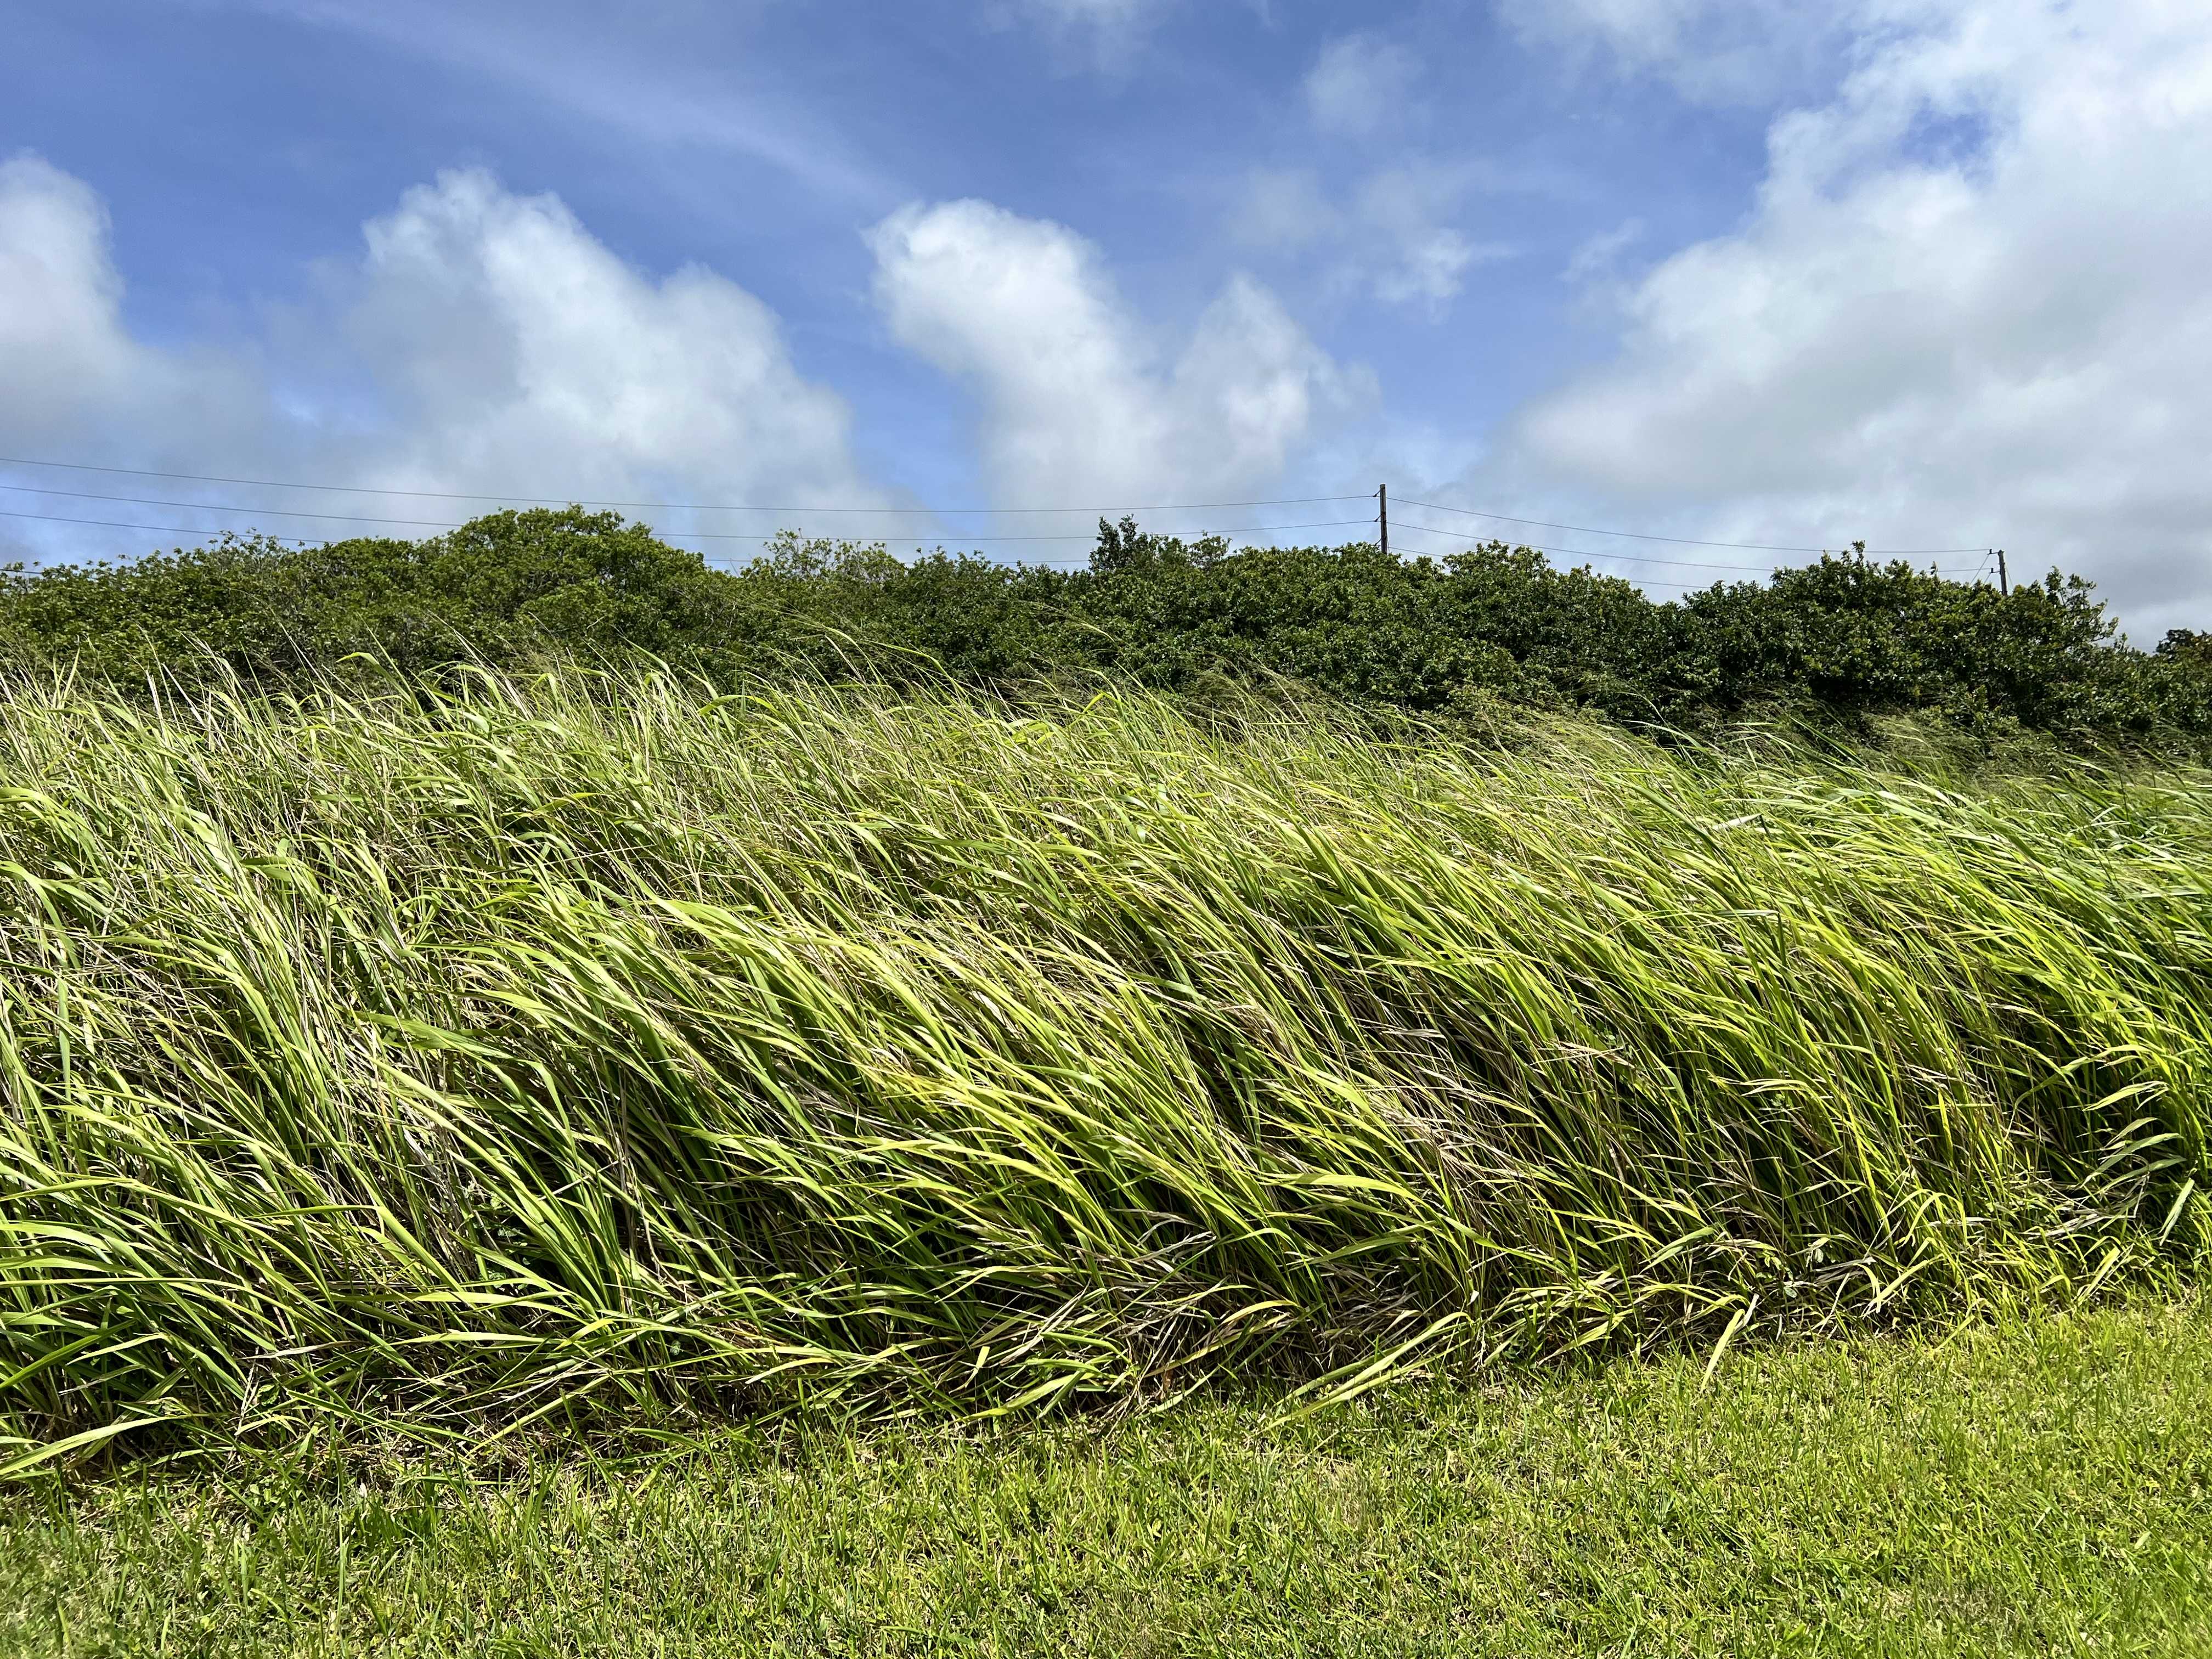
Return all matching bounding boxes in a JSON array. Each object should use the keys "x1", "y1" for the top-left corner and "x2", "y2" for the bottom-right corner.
[
  {"x1": 986, "y1": 0, "x2": 1179, "y2": 70},
  {"x1": 212, "y1": 0, "x2": 898, "y2": 206},
  {"x1": 1304, "y1": 33, "x2": 1425, "y2": 138}
]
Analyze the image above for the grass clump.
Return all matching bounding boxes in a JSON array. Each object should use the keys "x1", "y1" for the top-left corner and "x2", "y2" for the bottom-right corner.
[{"x1": 0, "y1": 667, "x2": 2206, "y2": 1465}]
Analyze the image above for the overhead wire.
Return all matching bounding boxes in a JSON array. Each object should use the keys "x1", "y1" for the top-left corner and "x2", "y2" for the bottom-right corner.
[
  {"x1": 0, "y1": 456, "x2": 1369, "y2": 516},
  {"x1": 4, "y1": 503, "x2": 1997, "y2": 586},
  {"x1": 1395, "y1": 495, "x2": 1987, "y2": 558},
  {"x1": 4, "y1": 457, "x2": 1994, "y2": 555},
  {"x1": 1381, "y1": 515, "x2": 1991, "y2": 583},
  {"x1": 1, "y1": 454, "x2": 2008, "y2": 586},
  {"x1": 0, "y1": 490, "x2": 1374, "y2": 544},
  {"x1": 1384, "y1": 515, "x2": 1779, "y2": 572},
  {"x1": 1381, "y1": 521, "x2": 1718, "y2": 586},
  {"x1": 1, "y1": 508, "x2": 328, "y2": 545}
]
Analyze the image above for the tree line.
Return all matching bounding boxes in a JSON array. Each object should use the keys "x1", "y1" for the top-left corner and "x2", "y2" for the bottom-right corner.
[{"x1": 5, "y1": 506, "x2": 2209, "y2": 753}]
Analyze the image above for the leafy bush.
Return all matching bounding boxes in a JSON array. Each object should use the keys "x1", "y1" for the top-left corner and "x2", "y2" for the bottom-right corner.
[
  {"x1": 4, "y1": 509, "x2": 2208, "y2": 753},
  {"x1": 0, "y1": 510, "x2": 735, "y2": 680}
]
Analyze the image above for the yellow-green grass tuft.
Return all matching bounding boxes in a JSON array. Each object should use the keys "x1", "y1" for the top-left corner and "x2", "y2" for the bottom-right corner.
[{"x1": 0, "y1": 667, "x2": 2205, "y2": 1466}]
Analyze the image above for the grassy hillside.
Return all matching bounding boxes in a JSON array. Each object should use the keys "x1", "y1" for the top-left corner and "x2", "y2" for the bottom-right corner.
[{"x1": 0, "y1": 667, "x2": 2205, "y2": 1468}]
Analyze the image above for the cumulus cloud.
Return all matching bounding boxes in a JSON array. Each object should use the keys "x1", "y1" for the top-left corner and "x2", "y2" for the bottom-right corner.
[
  {"x1": 1480, "y1": 0, "x2": 2212, "y2": 633},
  {"x1": 1304, "y1": 35, "x2": 1425, "y2": 138},
  {"x1": 340, "y1": 170, "x2": 879, "y2": 507},
  {"x1": 0, "y1": 158, "x2": 137, "y2": 424},
  {"x1": 0, "y1": 156, "x2": 274, "y2": 467},
  {"x1": 868, "y1": 198, "x2": 1369, "y2": 505},
  {"x1": 0, "y1": 159, "x2": 884, "y2": 563}
]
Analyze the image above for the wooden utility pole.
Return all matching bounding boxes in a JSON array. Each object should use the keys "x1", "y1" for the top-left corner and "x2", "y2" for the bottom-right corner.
[
  {"x1": 1996, "y1": 549, "x2": 2008, "y2": 595},
  {"x1": 1378, "y1": 484, "x2": 1388, "y2": 558}
]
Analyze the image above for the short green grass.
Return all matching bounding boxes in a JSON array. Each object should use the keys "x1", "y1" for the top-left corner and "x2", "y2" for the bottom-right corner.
[{"x1": 7, "y1": 1297, "x2": 2207, "y2": 1657}]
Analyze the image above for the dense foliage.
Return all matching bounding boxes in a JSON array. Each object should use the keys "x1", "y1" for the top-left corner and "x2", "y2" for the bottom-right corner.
[
  {"x1": 4, "y1": 507, "x2": 2209, "y2": 751},
  {"x1": 1, "y1": 671, "x2": 2204, "y2": 1464}
]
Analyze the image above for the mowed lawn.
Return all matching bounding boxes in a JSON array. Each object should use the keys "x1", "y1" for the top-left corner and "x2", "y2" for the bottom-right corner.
[{"x1": 5, "y1": 1297, "x2": 2206, "y2": 1658}]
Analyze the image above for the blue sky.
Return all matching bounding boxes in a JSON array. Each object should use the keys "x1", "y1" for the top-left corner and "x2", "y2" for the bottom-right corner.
[{"x1": 5, "y1": 1, "x2": 2211, "y2": 629}]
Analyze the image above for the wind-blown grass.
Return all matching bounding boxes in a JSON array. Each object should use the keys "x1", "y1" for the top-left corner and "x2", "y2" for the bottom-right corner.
[{"x1": 0, "y1": 667, "x2": 2205, "y2": 1466}]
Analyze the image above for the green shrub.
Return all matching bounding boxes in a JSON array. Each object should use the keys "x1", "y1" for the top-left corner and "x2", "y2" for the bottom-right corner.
[{"x1": 4, "y1": 511, "x2": 2208, "y2": 753}]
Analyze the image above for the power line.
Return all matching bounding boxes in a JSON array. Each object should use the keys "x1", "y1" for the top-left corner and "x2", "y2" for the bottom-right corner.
[
  {"x1": 0, "y1": 490, "x2": 1373, "y2": 544},
  {"x1": 0, "y1": 506, "x2": 2008, "y2": 597},
  {"x1": 1385, "y1": 515, "x2": 1970, "y2": 572},
  {"x1": 0, "y1": 490, "x2": 1971, "y2": 571},
  {"x1": 1395, "y1": 495, "x2": 1985, "y2": 557},
  {"x1": 3, "y1": 503, "x2": 1994, "y2": 586},
  {"x1": 1382, "y1": 521, "x2": 1718, "y2": 584},
  {"x1": 1386, "y1": 516, "x2": 1776, "y2": 572},
  {"x1": 0, "y1": 506, "x2": 1056, "y2": 560},
  {"x1": 1382, "y1": 517, "x2": 1987, "y2": 580},
  {"x1": 0, "y1": 504, "x2": 1367, "y2": 553},
  {"x1": 1, "y1": 454, "x2": 2001, "y2": 562},
  {"x1": 1, "y1": 508, "x2": 328, "y2": 544},
  {"x1": 0, "y1": 455, "x2": 2006, "y2": 584},
  {"x1": 0, "y1": 456, "x2": 1367, "y2": 516},
  {"x1": 1, "y1": 488, "x2": 483, "y2": 534}
]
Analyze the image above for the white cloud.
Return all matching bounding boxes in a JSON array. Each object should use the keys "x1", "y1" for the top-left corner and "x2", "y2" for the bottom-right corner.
[
  {"x1": 0, "y1": 156, "x2": 273, "y2": 465},
  {"x1": 1305, "y1": 34, "x2": 1425, "y2": 138},
  {"x1": 868, "y1": 198, "x2": 1369, "y2": 505},
  {"x1": 1481, "y1": 0, "x2": 2212, "y2": 633},
  {"x1": 0, "y1": 158, "x2": 132, "y2": 421},
  {"x1": 0, "y1": 160, "x2": 885, "y2": 563},
  {"x1": 340, "y1": 170, "x2": 879, "y2": 509}
]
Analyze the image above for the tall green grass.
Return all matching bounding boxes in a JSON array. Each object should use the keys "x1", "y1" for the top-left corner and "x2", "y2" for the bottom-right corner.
[{"x1": 0, "y1": 668, "x2": 2205, "y2": 1468}]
